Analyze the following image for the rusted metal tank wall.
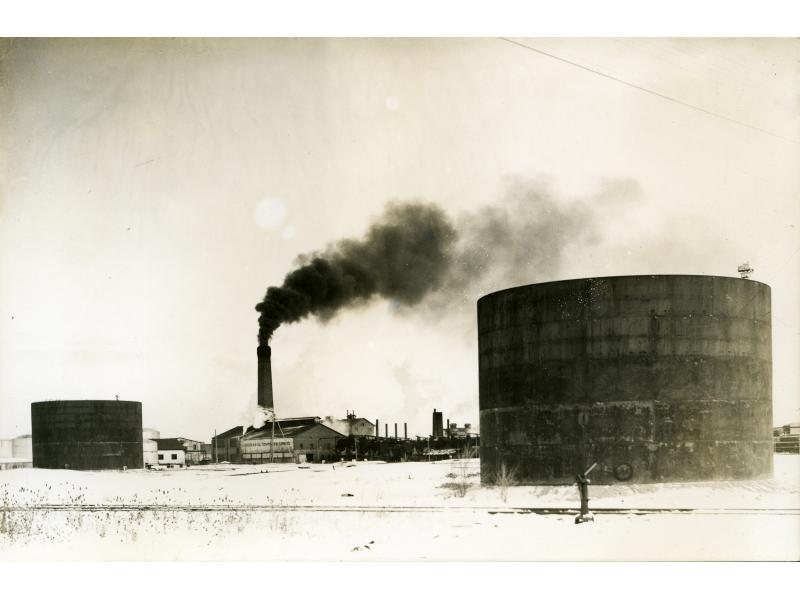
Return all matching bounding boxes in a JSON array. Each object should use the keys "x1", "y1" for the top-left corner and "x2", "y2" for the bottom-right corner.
[
  {"x1": 478, "y1": 275, "x2": 772, "y2": 484},
  {"x1": 32, "y1": 400, "x2": 144, "y2": 470}
]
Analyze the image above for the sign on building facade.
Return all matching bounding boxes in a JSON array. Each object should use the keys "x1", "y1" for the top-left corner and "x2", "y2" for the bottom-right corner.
[{"x1": 241, "y1": 438, "x2": 294, "y2": 462}]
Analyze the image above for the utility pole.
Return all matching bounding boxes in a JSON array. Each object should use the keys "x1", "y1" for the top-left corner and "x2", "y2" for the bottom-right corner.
[{"x1": 270, "y1": 410, "x2": 276, "y2": 464}]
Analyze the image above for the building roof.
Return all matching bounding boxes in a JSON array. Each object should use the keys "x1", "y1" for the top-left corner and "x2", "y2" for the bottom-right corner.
[
  {"x1": 321, "y1": 416, "x2": 376, "y2": 436},
  {"x1": 306, "y1": 423, "x2": 346, "y2": 438},
  {"x1": 214, "y1": 425, "x2": 253, "y2": 440},
  {"x1": 272, "y1": 416, "x2": 320, "y2": 427},
  {"x1": 159, "y1": 437, "x2": 204, "y2": 446},
  {"x1": 214, "y1": 417, "x2": 324, "y2": 441},
  {"x1": 243, "y1": 422, "x2": 345, "y2": 441},
  {"x1": 244, "y1": 424, "x2": 312, "y2": 439},
  {"x1": 155, "y1": 439, "x2": 186, "y2": 451}
]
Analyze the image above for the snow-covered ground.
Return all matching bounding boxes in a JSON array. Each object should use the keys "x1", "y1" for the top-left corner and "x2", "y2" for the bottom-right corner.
[{"x1": 1, "y1": 456, "x2": 798, "y2": 560}]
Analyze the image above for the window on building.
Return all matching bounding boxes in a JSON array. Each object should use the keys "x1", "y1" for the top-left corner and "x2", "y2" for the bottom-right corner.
[
  {"x1": 158, "y1": 454, "x2": 164, "y2": 460},
  {"x1": 299, "y1": 443, "x2": 304, "y2": 449},
  {"x1": 171, "y1": 453, "x2": 177, "y2": 460},
  {"x1": 309, "y1": 443, "x2": 314, "y2": 449}
]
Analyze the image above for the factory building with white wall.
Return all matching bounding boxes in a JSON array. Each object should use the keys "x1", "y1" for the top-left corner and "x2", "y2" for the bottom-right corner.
[
  {"x1": 155, "y1": 439, "x2": 186, "y2": 467},
  {"x1": 0, "y1": 434, "x2": 33, "y2": 470},
  {"x1": 322, "y1": 412, "x2": 375, "y2": 437},
  {"x1": 213, "y1": 417, "x2": 345, "y2": 463},
  {"x1": 158, "y1": 437, "x2": 208, "y2": 464},
  {"x1": 143, "y1": 428, "x2": 160, "y2": 468}
]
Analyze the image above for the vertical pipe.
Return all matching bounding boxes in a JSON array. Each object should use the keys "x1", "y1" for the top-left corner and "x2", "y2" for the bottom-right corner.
[
  {"x1": 394, "y1": 423, "x2": 398, "y2": 439},
  {"x1": 385, "y1": 423, "x2": 388, "y2": 438},
  {"x1": 376, "y1": 419, "x2": 379, "y2": 438},
  {"x1": 404, "y1": 423, "x2": 407, "y2": 440}
]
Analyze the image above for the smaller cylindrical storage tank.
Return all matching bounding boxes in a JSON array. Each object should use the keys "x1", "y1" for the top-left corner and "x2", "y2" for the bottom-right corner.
[
  {"x1": 478, "y1": 275, "x2": 772, "y2": 484},
  {"x1": 143, "y1": 439, "x2": 159, "y2": 467},
  {"x1": 12, "y1": 435, "x2": 32, "y2": 459},
  {"x1": 32, "y1": 400, "x2": 144, "y2": 470}
]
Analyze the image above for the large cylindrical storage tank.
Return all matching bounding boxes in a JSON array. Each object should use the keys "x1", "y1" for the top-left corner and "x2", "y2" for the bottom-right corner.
[
  {"x1": 32, "y1": 400, "x2": 144, "y2": 470},
  {"x1": 478, "y1": 275, "x2": 772, "y2": 484}
]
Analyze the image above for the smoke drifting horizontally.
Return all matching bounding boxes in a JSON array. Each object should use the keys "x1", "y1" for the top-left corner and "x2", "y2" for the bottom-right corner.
[
  {"x1": 256, "y1": 202, "x2": 457, "y2": 343},
  {"x1": 256, "y1": 178, "x2": 639, "y2": 343}
]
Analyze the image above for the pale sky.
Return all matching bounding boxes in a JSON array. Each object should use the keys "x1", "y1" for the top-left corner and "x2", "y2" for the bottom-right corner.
[{"x1": 1, "y1": 38, "x2": 798, "y2": 441}]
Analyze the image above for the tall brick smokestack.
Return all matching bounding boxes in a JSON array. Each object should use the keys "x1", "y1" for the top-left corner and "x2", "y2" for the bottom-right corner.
[{"x1": 257, "y1": 345, "x2": 274, "y2": 410}]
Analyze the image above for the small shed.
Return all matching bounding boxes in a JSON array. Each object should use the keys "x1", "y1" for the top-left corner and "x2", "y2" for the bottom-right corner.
[{"x1": 155, "y1": 439, "x2": 186, "y2": 468}]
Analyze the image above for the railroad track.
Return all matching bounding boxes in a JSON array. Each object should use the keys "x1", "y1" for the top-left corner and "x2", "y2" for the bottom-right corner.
[{"x1": 1, "y1": 504, "x2": 797, "y2": 516}]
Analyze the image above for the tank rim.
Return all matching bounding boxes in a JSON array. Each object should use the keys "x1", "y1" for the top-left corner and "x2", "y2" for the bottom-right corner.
[
  {"x1": 32, "y1": 399, "x2": 142, "y2": 405},
  {"x1": 477, "y1": 273, "x2": 771, "y2": 304}
]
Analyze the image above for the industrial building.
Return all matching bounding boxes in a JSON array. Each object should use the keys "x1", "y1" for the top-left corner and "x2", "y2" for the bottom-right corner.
[
  {"x1": 213, "y1": 417, "x2": 322, "y2": 462},
  {"x1": 0, "y1": 434, "x2": 33, "y2": 470},
  {"x1": 284, "y1": 422, "x2": 345, "y2": 462},
  {"x1": 31, "y1": 400, "x2": 144, "y2": 470},
  {"x1": 478, "y1": 275, "x2": 773, "y2": 484},
  {"x1": 213, "y1": 417, "x2": 345, "y2": 463},
  {"x1": 773, "y1": 423, "x2": 800, "y2": 454},
  {"x1": 322, "y1": 412, "x2": 375, "y2": 437},
  {"x1": 430, "y1": 410, "x2": 476, "y2": 441},
  {"x1": 446, "y1": 422, "x2": 474, "y2": 439},
  {"x1": 250, "y1": 340, "x2": 413, "y2": 462},
  {"x1": 240, "y1": 433, "x2": 295, "y2": 462},
  {"x1": 157, "y1": 437, "x2": 208, "y2": 464},
  {"x1": 155, "y1": 439, "x2": 186, "y2": 467},
  {"x1": 213, "y1": 425, "x2": 247, "y2": 462}
]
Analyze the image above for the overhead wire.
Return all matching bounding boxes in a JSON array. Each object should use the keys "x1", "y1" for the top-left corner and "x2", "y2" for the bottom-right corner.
[{"x1": 499, "y1": 37, "x2": 800, "y2": 145}]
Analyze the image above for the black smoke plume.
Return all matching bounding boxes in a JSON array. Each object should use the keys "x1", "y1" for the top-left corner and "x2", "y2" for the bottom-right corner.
[
  {"x1": 256, "y1": 178, "x2": 639, "y2": 343},
  {"x1": 256, "y1": 201, "x2": 457, "y2": 343}
]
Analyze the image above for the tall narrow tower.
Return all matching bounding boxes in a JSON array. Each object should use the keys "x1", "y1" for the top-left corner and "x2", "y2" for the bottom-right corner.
[{"x1": 257, "y1": 345, "x2": 274, "y2": 410}]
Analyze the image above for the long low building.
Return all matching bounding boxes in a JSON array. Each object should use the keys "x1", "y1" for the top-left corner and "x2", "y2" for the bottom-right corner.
[
  {"x1": 155, "y1": 439, "x2": 186, "y2": 468},
  {"x1": 0, "y1": 457, "x2": 33, "y2": 470},
  {"x1": 240, "y1": 434, "x2": 294, "y2": 462},
  {"x1": 213, "y1": 417, "x2": 345, "y2": 463},
  {"x1": 158, "y1": 437, "x2": 208, "y2": 464},
  {"x1": 0, "y1": 434, "x2": 32, "y2": 467}
]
